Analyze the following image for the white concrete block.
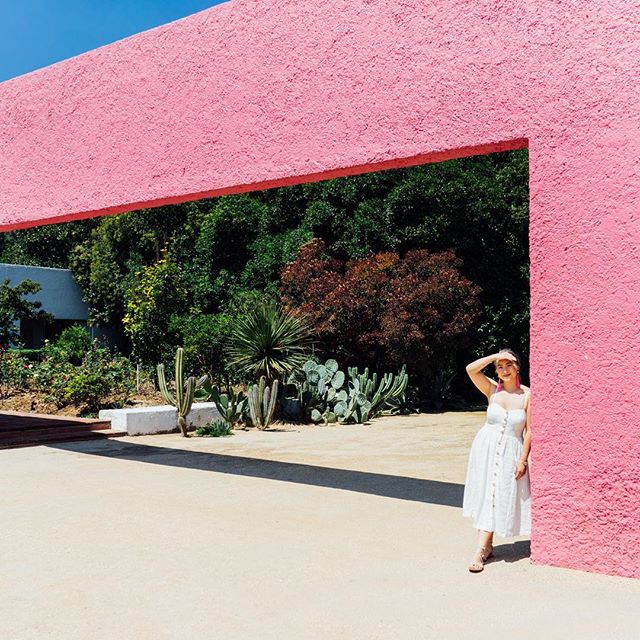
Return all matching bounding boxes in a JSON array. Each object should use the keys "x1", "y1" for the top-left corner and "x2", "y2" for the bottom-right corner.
[{"x1": 99, "y1": 402, "x2": 221, "y2": 436}]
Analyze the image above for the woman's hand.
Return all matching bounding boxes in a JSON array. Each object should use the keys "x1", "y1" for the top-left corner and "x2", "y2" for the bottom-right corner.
[{"x1": 514, "y1": 461, "x2": 527, "y2": 480}]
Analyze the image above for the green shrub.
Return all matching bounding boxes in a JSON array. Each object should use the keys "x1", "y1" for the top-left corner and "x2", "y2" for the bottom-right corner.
[
  {"x1": 51, "y1": 325, "x2": 93, "y2": 365},
  {"x1": 0, "y1": 347, "x2": 30, "y2": 398},
  {"x1": 195, "y1": 419, "x2": 233, "y2": 437},
  {"x1": 123, "y1": 255, "x2": 188, "y2": 366},
  {"x1": 169, "y1": 313, "x2": 232, "y2": 381},
  {"x1": 14, "y1": 348, "x2": 43, "y2": 362},
  {"x1": 31, "y1": 341, "x2": 134, "y2": 412}
]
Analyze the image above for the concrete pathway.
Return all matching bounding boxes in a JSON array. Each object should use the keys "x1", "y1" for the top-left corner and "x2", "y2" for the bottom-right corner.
[{"x1": 1, "y1": 413, "x2": 638, "y2": 639}]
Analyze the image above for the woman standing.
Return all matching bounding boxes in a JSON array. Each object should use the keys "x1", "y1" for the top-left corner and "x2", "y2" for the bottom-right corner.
[{"x1": 462, "y1": 349, "x2": 532, "y2": 572}]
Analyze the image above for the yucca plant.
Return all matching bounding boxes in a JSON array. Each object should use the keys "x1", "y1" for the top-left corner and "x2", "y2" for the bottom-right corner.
[{"x1": 226, "y1": 301, "x2": 312, "y2": 382}]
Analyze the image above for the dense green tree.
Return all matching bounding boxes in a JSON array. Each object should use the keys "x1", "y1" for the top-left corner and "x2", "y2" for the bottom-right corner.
[
  {"x1": 168, "y1": 313, "x2": 233, "y2": 382},
  {"x1": 0, "y1": 219, "x2": 97, "y2": 268},
  {"x1": 1, "y1": 149, "x2": 530, "y2": 399},
  {"x1": 122, "y1": 255, "x2": 189, "y2": 365},
  {"x1": 0, "y1": 279, "x2": 53, "y2": 346},
  {"x1": 70, "y1": 202, "x2": 205, "y2": 325}
]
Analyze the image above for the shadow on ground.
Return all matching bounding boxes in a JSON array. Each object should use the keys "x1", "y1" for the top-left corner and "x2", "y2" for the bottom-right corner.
[
  {"x1": 490, "y1": 540, "x2": 532, "y2": 563},
  {"x1": 49, "y1": 439, "x2": 464, "y2": 508}
]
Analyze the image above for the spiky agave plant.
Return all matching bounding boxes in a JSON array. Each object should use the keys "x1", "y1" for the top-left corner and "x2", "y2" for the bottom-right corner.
[{"x1": 226, "y1": 301, "x2": 312, "y2": 382}]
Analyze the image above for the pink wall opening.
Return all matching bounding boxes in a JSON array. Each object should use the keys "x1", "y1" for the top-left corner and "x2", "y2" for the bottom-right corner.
[{"x1": 0, "y1": 0, "x2": 638, "y2": 578}]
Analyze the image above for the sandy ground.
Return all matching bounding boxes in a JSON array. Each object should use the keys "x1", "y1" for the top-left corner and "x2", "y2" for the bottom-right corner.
[{"x1": 1, "y1": 412, "x2": 639, "y2": 640}]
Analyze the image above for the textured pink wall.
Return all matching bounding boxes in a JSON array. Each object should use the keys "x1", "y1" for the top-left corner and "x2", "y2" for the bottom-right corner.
[{"x1": 0, "y1": 1, "x2": 638, "y2": 578}]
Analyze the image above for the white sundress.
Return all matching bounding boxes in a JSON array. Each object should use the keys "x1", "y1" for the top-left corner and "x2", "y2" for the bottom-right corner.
[{"x1": 462, "y1": 388, "x2": 532, "y2": 538}]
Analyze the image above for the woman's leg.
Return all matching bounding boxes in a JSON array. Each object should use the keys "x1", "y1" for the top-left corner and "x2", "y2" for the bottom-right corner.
[
  {"x1": 478, "y1": 529, "x2": 494, "y2": 551},
  {"x1": 469, "y1": 529, "x2": 494, "y2": 570}
]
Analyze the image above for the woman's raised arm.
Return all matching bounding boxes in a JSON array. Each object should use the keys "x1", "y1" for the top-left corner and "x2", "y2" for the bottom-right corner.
[{"x1": 465, "y1": 352, "x2": 502, "y2": 398}]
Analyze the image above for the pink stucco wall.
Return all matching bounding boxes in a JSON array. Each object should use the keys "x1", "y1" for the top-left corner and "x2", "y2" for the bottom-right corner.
[{"x1": 1, "y1": 1, "x2": 638, "y2": 578}]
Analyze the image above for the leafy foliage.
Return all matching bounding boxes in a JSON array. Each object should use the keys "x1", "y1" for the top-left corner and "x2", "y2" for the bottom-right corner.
[
  {"x1": 30, "y1": 340, "x2": 134, "y2": 412},
  {"x1": 60, "y1": 345, "x2": 134, "y2": 412},
  {"x1": 0, "y1": 220, "x2": 97, "y2": 269},
  {"x1": 123, "y1": 255, "x2": 188, "y2": 365},
  {"x1": 0, "y1": 347, "x2": 30, "y2": 399},
  {"x1": 280, "y1": 239, "x2": 481, "y2": 397},
  {"x1": 1, "y1": 150, "x2": 529, "y2": 403},
  {"x1": 51, "y1": 324, "x2": 94, "y2": 365},
  {"x1": 169, "y1": 313, "x2": 232, "y2": 382}
]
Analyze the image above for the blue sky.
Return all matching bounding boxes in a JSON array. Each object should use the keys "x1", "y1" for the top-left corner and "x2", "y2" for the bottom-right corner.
[{"x1": 0, "y1": 0, "x2": 228, "y2": 83}]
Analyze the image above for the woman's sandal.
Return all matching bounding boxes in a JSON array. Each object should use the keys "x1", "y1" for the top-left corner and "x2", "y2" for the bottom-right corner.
[{"x1": 468, "y1": 544, "x2": 494, "y2": 572}]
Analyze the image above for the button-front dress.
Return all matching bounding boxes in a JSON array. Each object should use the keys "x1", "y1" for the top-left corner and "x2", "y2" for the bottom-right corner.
[{"x1": 462, "y1": 388, "x2": 531, "y2": 537}]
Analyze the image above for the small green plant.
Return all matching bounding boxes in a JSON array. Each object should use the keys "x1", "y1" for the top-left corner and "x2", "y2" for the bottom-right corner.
[
  {"x1": 204, "y1": 382, "x2": 248, "y2": 426},
  {"x1": 157, "y1": 347, "x2": 205, "y2": 437},
  {"x1": 248, "y1": 375, "x2": 279, "y2": 430},
  {"x1": 195, "y1": 419, "x2": 233, "y2": 437}
]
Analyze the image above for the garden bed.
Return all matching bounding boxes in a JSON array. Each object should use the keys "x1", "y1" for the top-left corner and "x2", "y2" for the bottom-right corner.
[{"x1": 0, "y1": 387, "x2": 165, "y2": 418}]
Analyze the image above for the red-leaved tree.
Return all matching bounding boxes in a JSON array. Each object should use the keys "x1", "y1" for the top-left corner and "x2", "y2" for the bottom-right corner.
[{"x1": 280, "y1": 239, "x2": 481, "y2": 398}]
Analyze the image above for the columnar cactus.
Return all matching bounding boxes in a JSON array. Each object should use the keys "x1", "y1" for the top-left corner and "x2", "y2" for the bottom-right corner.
[
  {"x1": 157, "y1": 347, "x2": 198, "y2": 437},
  {"x1": 248, "y1": 376, "x2": 279, "y2": 430},
  {"x1": 347, "y1": 364, "x2": 408, "y2": 418}
]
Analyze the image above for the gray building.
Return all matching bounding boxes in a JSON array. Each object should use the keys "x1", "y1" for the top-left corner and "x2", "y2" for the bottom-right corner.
[{"x1": 0, "y1": 263, "x2": 121, "y2": 349}]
